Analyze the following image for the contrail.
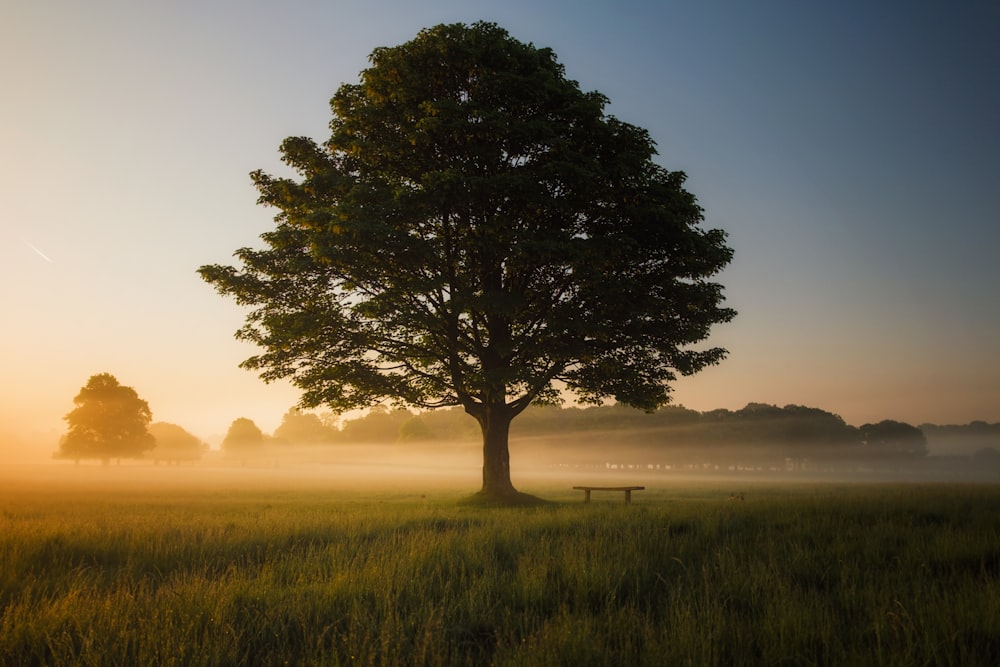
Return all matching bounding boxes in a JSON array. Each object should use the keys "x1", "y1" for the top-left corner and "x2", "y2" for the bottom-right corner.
[{"x1": 22, "y1": 239, "x2": 53, "y2": 263}]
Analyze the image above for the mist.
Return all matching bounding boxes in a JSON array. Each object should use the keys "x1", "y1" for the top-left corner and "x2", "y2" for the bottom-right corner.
[
  {"x1": 5, "y1": 436, "x2": 997, "y2": 501},
  {"x1": 5, "y1": 401, "x2": 999, "y2": 491},
  {"x1": 0, "y1": 427, "x2": 64, "y2": 464}
]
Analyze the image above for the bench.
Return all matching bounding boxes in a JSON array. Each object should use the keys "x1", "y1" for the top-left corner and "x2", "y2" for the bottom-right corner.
[{"x1": 573, "y1": 486, "x2": 645, "y2": 504}]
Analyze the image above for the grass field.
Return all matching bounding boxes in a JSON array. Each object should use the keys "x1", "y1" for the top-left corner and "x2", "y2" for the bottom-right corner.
[{"x1": 1, "y1": 463, "x2": 999, "y2": 666}]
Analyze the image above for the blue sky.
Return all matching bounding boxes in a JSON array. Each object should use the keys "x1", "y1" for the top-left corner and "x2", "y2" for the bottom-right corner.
[{"x1": 2, "y1": 0, "x2": 998, "y2": 453}]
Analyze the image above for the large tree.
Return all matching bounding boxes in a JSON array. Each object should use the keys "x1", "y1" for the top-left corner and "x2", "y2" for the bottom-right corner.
[
  {"x1": 58, "y1": 373, "x2": 155, "y2": 464},
  {"x1": 199, "y1": 22, "x2": 735, "y2": 502}
]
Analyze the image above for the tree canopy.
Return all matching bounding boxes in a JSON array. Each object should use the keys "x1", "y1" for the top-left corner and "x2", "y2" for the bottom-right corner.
[
  {"x1": 273, "y1": 408, "x2": 338, "y2": 444},
  {"x1": 222, "y1": 417, "x2": 266, "y2": 458},
  {"x1": 199, "y1": 22, "x2": 735, "y2": 501},
  {"x1": 860, "y1": 420, "x2": 928, "y2": 458},
  {"x1": 58, "y1": 373, "x2": 154, "y2": 463}
]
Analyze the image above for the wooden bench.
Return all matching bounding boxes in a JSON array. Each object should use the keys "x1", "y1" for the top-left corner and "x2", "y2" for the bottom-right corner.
[{"x1": 573, "y1": 486, "x2": 645, "y2": 504}]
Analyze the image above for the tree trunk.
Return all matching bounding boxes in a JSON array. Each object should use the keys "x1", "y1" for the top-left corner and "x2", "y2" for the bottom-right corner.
[
  {"x1": 463, "y1": 399, "x2": 544, "y2": 505},
  {"x1": 477, "y1": 402, "x2": 517, "y2": 497}
]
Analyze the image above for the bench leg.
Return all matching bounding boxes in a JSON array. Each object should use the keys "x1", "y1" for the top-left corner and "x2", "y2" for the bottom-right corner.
[
  {"x1": 584, "y1": 489, "x2": 591, "y2": 503},
  {"x1": 625, "y1": 490, "x2": 632, "y2": 504}
]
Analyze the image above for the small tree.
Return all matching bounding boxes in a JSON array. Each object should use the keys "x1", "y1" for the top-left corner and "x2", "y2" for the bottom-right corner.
[
  {"x1": 58, "y1": 373, "x2": 154, "y2": 464},
  {"x1": 148, "y1": 422, "x2": 207, "y2": 464},
  {"x1": 199, "y1": 22, "x2": 735, "y2": 502}
]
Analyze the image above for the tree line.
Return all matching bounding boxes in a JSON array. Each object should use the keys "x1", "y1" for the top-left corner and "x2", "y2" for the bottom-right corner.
[
  {"x1": 56, "y1": 374, "x2": 999, "y2": 467},
  {"x1": 227, "y1": 401, "x2": 933, "y2": 461}
]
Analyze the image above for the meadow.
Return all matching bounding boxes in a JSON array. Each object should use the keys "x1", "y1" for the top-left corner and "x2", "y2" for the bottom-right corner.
[{"x1": 1, "y1": 463, "x2": 999, "y2": 666}]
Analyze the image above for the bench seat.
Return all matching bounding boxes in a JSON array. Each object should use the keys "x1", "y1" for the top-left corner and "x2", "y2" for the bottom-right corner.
[{"x1": 573, "y1": 485, "x2": 645, "y2": 504}]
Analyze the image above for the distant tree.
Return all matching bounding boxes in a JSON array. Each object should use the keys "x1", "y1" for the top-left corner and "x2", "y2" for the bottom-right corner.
[
  {"x1": 511, "y1": 404, "x2": 577, "y2": 435},
  {"x1": 57, "y1": 373, "x2": 154, "y2": 464},
  {"x1": 735, "y1": 403, "x2": 787, "y2": 421},
  {"x1": 653, "y1": 405, "x2": 703, "y2": 427},
  {"x1": 273, "y1": 408, "x2": 338, "y2": 444},
  {"x1": 860, "y1": 420, "x2": 928, "y2": 458},
  {"x1": 765, "y1": 404, "x2": 859, "y2": 445},
  {"x1": 417, "y1": 406, "x2": 481, "y2": 441},
  {"x1": 701, "y1": 408, "x2": 735, "y2": 422},
  {"x1": 398, "y1": 415, "x2": 434, "y2": 442},
  {"x1": 148, "y1": 422, "x2": 207, "y2": 464},
  {"x1": 199, "y1": 22, "x2": 734, "y2": 502},
  {"x1": 222, "y1": 417, "x2": 266, "y2": 460},
  {"x1": 339, "y1": 406, "x2": 414, "y2": 443}
]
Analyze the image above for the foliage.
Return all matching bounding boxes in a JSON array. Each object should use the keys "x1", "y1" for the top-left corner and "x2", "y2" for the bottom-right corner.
[
  {"x1": 199, "y1": 22, "x2": 734, "y2": 497},
  {"x1": 333, "y1": 402, "x2": 862, "y2": 448},
  {"x1": 221, "y1": 418, "x2": 265, "y2": 457},
  {"x1": 272, "y1": 408, "x2": 338, "y2": 445},
  {"x1": 692, "y1": 403, "x2": 860, "y2": 448},
  {"x1": 2, "y1": 479, "x2": 999, "y2": 665},
  {"x1": 397, "y1": 414, "x2": 434, "y2": 442},
  {"x1": 337, "y1": 405, "x2": 414, "y2": 443},
  {"x1": 258, "y1": 402, "x2": 930, "y2": 468},
  {"x1": 147, "y1": 422, "x2": 207, "y2": 462},
  {"x1": 56, "y1": 373, "x2": 154, "y2": 463},
  {"x1": 860, "y1": 420, "x2": 928, "y2": 457},
  {"x1": 413, "y1": 406, "x2": 481, "y2": 441}
]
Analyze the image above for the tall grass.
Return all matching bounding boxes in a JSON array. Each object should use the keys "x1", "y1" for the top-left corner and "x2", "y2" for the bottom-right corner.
[{"x1": 1, "y1": 471, "x2": 999, "y2": 665}]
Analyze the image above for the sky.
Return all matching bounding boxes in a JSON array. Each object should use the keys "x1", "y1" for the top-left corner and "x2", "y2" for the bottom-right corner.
[{"x1": 2, "y1": 0, "x2": 998, "y2": 456}]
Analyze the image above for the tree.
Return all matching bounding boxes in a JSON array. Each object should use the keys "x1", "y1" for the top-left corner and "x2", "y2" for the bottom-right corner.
[
  {"x1": 339, "y1": 405, "x2": 414, "y2": 443},
  {"x1": 860, "y1": 420, "x2": 928, "y2": 458},
  {"x1": 58, "y1": 373, "x2": 154, "y2": 464},
  {"x1": 199, "y1": 22, "x2": 735, "y2": 502},
  {"x1": 398, "y1": 415, "x2": 435, "y2": 442},
  {"x1": 222, "y1": 417, "x2": 266, "y2": 461},
  {"x1": 148, "y1": 422, "x2": 207, "y2": 464},
  {"x1": 273, "y1": 408, "x2": 338, "y2": 444}
]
